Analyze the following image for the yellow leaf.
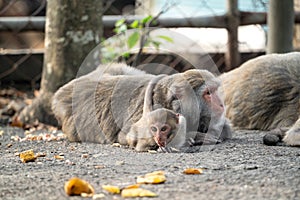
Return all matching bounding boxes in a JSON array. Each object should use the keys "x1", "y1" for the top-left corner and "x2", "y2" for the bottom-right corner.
[
  {"x1": 136, "y1": 171, "x2": 166, "y2": 184},
  {"x1": 121, "y1": 188, "x2": 157, "y2": 198},
  {"x1": 102, "y1": 185, "x2": 121, "y2": 194},
  {"x1": 183, "y1": 168, "x2": 203, "y2": 175},
  {"x1": 145, "y1": 171, "x2": 165, "y2": 176},
  {"x1": 19, "y1": 149, "x2": 36, "y2": 163},
  {"x1": 64, "y1": 177, "x2": 94, "y2": 196},
  {"x1": 123, "y1": 184, "x2": 140, "y2": 189}
]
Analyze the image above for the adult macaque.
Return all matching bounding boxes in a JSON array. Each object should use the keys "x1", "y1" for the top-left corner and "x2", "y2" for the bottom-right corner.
[
  {"x1": 220, "y1": 52, "x2": 300, "y2": 146},
  {"x1": 125, "y1": 75, "x2": 187, "y2": 152},
  {"x1": 52, "y1": 63, "x2": 232, "y2": 151},
  {"x1": 101, "y1": 63, "x2": 146, "y2": 76}
]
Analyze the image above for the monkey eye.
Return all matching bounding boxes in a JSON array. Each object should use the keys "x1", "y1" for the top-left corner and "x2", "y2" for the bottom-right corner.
[
  {"x1": 205, "y1": 90, "x2": 211, "y2": 95},
  {"x1": 161, "y1": 126, "x2": 167, "y2": 132},
  {"x1": 151, "y1": 126, "x2": 157, "y2": 132}
]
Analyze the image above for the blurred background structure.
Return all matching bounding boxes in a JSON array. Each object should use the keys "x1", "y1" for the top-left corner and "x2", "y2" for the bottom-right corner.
[{"x1": 0, "y1": 0, "x2": 299, "y2": 88}]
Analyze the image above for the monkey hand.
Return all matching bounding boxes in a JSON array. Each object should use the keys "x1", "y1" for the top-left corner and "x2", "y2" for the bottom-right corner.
[
  {"x1": 157, "y1": 146, "x2": 180, "y2": 153},
  {"x1": 188, "y1": 132, "x2": 222, "y2": 146},
  {"x1": 263, "y1": 127, "x2": 291, "y2": 146}
]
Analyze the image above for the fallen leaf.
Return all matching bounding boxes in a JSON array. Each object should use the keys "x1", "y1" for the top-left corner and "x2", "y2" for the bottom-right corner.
[
  {"x1": 136, "y1": 171, "x2": 166, "y2": 184},
  {"x1": 36, "y1": 152, "x2": 46, "y2": 157},
  {"x1": 10, "y1": 116, "x2": 23, "y2": 128},
  {"x1": 64, "y1": 177, "x2": 94, "y2": 196},
  {"x1": 121, "y1": 188, "x2": 157, "y2": 198},
  {"x1": 19, "y1": 149, "x2": 36, "y2": 163},
  {"x1": 147, "y1": 150, "x2": 157, "y2": 154},
  {"x1": 54, "y1": 155, "x2": 64, "y2": 160},
  {"x1": 183, "y1": 168, "x2": 203, "y2": 175},
  {"x1": 123, "y1": 184, "x2": 140, "y2": 189},
  {"x1": 102, "y1": 185, "x2": 121, "y2": 194},
  {"x1": 81, "y1": 193, "x2": 94, "y2": 198},
  {"x1": 92, "y1": 193, "x2": 105, "y2": 199},
  {"x1": 112, "y1": 143, "x2": 121, "y2": 147}
]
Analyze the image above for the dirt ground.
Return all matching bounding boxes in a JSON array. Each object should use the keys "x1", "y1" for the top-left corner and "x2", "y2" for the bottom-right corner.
[{"x1": 0, "y1": 125, "x2": 299, "y2": 200}]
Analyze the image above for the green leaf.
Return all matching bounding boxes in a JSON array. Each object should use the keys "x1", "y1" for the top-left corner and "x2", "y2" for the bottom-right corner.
[
  {"x1": 130, "y1": 20, "x2": 139, "y2": 28},
  {"x1": 115, "y1": 19, "x2": 125, "y2": 27},
  {"x1": 141, "y1": 15, "x2": 153, "y2": 25},
  {"x1": 157, "y1": 35, "x2": 174, "y2": 43},
  {"x1": 151, "y1": 41, "x2": 161, "y2": 49},
  {"x1": 122, "y1": 52, "x2": 130, "y2": 58},
  {"x1": 127, "y1": 31, "x2": 140, "y2": 49}
]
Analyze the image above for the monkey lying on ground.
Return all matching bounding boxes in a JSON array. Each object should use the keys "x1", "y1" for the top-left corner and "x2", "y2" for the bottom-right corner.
[
  {"x1": 221, "y1": 52, "x2": 300, "y2": 146},
  {"x1": 125, "y1": 74, "x2": 187, "y2": 152},
  {"x1": 52, "y1": 63, "x2": 232, "y2": 151},
  {"x1": 101, "y1": 63, "x2": 146, "y2": 76}
]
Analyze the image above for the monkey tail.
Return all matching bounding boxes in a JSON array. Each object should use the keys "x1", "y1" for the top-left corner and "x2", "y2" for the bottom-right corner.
[{"x1": 143, "y1": 75, "x2": 167, "y2": 115}]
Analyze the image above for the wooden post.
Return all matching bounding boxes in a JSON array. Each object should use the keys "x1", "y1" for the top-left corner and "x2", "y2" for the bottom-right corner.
[
  {"x1": 267, "y1": 0, "x2": 294, "y2": 54},
  {"x1": 225, "y1": 0, "x2": 240, "y2": 71}
]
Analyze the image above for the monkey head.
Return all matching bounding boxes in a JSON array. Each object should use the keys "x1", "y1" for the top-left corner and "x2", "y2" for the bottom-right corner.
[
  {"x1": 146, "y1": 109, "x2": 179, "y2": 147},
  {"x1": 201, "y1": 84, "x2": 224, "y2": 116}
]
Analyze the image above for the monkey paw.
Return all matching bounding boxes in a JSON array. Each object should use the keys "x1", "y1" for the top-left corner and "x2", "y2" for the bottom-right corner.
[
  {"x1": 157, "y1": 146, "x2": 180, "y2": 153},
  {"x1": 188, "y1": 134, "x2": 222, "y2": 146}
]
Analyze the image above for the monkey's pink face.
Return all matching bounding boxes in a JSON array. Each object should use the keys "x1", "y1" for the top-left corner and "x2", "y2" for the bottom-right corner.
[
  {"x1": 150, "y1": 123, "x2": 172, "y2": 147},
  {"x1": 203, "y1": 87, "x2": 224, "y2": 115}
]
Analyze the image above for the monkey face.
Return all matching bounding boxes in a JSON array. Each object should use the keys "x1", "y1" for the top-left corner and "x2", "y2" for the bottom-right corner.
[
  {"x1": 202, "y1": 86, "x2": 224, "y2": 116},
  {"x1": 150, "y1": 123, "x2": 172, "y2": 147}
]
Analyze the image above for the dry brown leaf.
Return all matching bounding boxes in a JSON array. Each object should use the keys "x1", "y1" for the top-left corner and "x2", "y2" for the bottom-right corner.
[
  {"x1": 64, "y1": 177, "x2": 94, "y2": 196},
  {"x1": 102, "y1": 185, "x2": 121, "y2": 194},
  {"x1": 136, "y1": 171, "x2": 166, "y2": 184},
  {"x1": 183, "y1": 168, "x2": 203, "y2": 175},
  {"x1": 19, "y1": 149, "x2": 36, "y2": 163},
  {"x1": 10, "y1": 116, "x2": 23, "y2": 128},
  {"x1": 121, "y1": 188, "x2": 157, "y2": 198}
]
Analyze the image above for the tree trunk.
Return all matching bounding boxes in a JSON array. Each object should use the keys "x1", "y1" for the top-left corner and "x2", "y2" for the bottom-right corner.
[
  {"x1": 19, "y1": 0, "x2": 103, "y2": 125},
  {"x1": 225, "y1": 0, "x2": 240, "y2": 71},
  {"x1": 267, "y1": 0, "x2": 294, "y2": 53}
]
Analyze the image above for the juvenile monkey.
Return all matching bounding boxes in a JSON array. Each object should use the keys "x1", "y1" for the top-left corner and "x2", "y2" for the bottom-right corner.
[
  {"x1": 221, "y1": 52, "x2": 300, "y2": 146},
  {"x1": 52, "y1": 64, "x2": 232, "y2": 151},
  {"x1": 124, "y1": 75, "x2": 187, "y2": 152}
]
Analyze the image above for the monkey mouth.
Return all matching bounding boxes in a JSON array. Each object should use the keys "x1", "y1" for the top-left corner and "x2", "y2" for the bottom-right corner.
[{"x1": 153, "y1": 137, "x2": 166, "y2": 147}]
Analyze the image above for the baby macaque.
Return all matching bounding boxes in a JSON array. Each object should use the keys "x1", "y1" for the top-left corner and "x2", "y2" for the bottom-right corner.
[{"x1": 125, "y1": 75, "x2": 187, "y2": 152}]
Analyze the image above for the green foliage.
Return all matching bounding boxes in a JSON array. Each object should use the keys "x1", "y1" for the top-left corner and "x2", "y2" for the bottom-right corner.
[
  {"x1": 101, "y1": 15, "x2": 173, "y2": 63},
  {"x1": 127, "y1": 31, "x2": 140, "y2": 49}
]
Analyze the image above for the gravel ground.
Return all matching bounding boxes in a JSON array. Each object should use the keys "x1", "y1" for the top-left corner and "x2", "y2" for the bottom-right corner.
[{"x1": 0, "y1": 126, "x2": 299, "y2": 200}]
